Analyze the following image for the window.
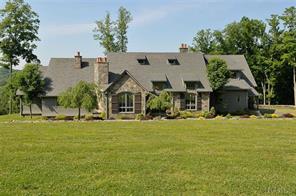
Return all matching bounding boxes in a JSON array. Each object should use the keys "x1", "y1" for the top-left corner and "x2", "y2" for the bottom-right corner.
[
  {"x1": 186, "y1": 93, "x2": 196, "y2": 110},
  {"x1": 231, "y1": 71, "x2": 242, "y2": 79},
  {"x1": 118, "y1": 93, "x2": 134, "y2": 113},
  {"x1": 153, "y1": 82, "x2": 167, "y2": 91},
  {"x1": 137, "y1": 58, "x2": 149, "y2": 65},
  {"x1": 185, "y1": 82, "x2": 197, "y2": 90},
  {"x1": 168, "y1": 59, "x2": 179, "y2": 65}
]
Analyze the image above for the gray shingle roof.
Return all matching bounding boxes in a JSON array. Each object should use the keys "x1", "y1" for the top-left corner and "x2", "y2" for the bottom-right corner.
[
  {"x1": 42, "y1": 58, "x2": 95, "y2": 96},
  {"x1": 40, "y1": 53, "x2": 258, "y2": 96},
  {"x1": 204, "y1": 55, "x2": 257, "y2": 88},
  {"x1": 107, "y1": 52, "x2": 212, "y2": 92}
]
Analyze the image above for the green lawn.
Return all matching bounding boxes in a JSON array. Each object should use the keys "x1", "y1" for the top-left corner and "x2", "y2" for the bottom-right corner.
[{"x1": 1, "y1": 120, "x2": 296, "y2": 195}]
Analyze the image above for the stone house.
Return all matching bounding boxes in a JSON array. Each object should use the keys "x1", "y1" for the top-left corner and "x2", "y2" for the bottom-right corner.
[{"x1": 19, "y1": 44, "x2": 258, "y2": 118}]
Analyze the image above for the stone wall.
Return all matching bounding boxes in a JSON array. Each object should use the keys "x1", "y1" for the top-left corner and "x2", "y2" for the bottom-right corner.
[
  {"x1": 201, "y1": 92, "x2": 210, "y2": 111},
  {"x1": 107, "y1": 73, "x2": 146, "y2": 119}
]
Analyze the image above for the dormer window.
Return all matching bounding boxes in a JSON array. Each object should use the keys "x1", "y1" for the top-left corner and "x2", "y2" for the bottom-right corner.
[
  {"x1": 168, "y1": 59, "x2": 179, "y2": 65},
  {"x1": 153, "y1": 82, "x2": 167, "y2": 91},
  {"x1": 137, "y1": 57, "x2": 149, "y2": 65},
  {"x1": 230, "y1": 71, "x2": 242, "y2": 79},
  {"x1": 185, "y1": 82, "x2": 197, "y2": 90}
]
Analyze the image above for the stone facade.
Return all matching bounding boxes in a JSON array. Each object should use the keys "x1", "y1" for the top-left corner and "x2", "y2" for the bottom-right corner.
[
  {"x1": 201, "y1": 92, "x2": 210, "y2": 111},
  {"x1": 106, "y1": 73, "x2": 146, "y2": 119}
]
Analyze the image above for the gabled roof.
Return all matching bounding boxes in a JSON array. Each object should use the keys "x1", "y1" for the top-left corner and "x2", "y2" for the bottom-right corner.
[
  {"x1": 38, "y1": 52, "x2": 258, "y2": 97},
  {"x1": 107, "y1": 52, "x2": 212, "y2": 92},
  {"x1": 42, "y1": 58, "x2": 96, "y2": 96},
  {"x1": 204, "y1": 55, "x2": 257, "y2": 88}
]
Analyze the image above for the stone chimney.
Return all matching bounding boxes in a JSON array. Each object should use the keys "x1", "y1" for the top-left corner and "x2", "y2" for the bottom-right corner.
[
  {"x1": 74, "y1": 51, "x2": 82, "y2": 69},
  {"x1": 94, "y1": 57, "x2": 109, "y2": 85},
  {"x1": 179, "y1": 43, "x2": 189, "y2": 53}
]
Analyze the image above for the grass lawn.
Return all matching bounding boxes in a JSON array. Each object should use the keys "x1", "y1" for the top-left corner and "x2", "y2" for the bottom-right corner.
[{"x1": 1, "y1": 120, "x2": 296, "y2": 195}]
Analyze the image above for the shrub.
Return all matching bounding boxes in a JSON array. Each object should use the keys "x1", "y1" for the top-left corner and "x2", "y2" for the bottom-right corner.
[
  {"x1": 271, "y1": 114, "x2": 279, "y2": 118},
  {"x1": 55, "y1": 115, "x2": 73, "y2": 121},
  {"x1": 166, "y1": 112, "x2": 180, "y2": 119},
  {"x1": 264, "y1": 113, "x2": 272, "y2": 118},
  {"x1": 225, "y1": 113, "x2": 232, "y2": 119},
  {"x1": 180, "y1": 111, "x2": 194, "y2": 119},
  {"x1": 85, "y1": 114, "x2": 94, "y2": 121},
  {"x1": 197, "y1": 117, "x2": 205, "y2": 120},
  {"x1": 42, "y1": 116, "x2": 49, "y2": 120},
  {"x1": 215, "y1": 115, "x2": 224, "y2": 120},
  {"x1": 240, "y1": 114, "x2": 250, "y2": 118},
  {"x1": 136, "y1": 113, "x2": 145, "y2": 120},
  {"x1": 282, "y1": 113, "x2": 294, "y2": 118},
  {"x1": 74, "y1": 115, "x2": 85, "y2": 120},
  {"x1": 250, "y1": 115, "x2": 257, "y2": 119},
  {"x1": 117, "y1": 115, "x2": 134, "y2": 120},
  {"x1": 99, "y1": 112, "x2": 106, "y2": 120},
  {"x1": 210, "y1": 107, "x2": 216, "y2": 116}
]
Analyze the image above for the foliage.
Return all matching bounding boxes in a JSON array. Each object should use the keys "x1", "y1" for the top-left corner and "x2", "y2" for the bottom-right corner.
[
  {"x1": 282, "y1": 113, "x2": 295, "y2": 118},
  {"x1": 179, "y1": 111, "x2": 194, "y2": 119},
  {"x1": 99, "y1": 112, "x2": 106, "y2": 120},
  {"x1": 85, "y1": 114, "x2": 94, "y2": 121},
  {"x1": 16, "y1": 63, "x2": 45, "y2": 118},
  {"x1": 0, "y1": 0, "x2": 40, "y2": 66},
  {"x1": 0, "y1": 72, "x2": 19, "y2": 114},
  {"x1": 271, "y1": 113, "x2": 279, "y2": 118},
  {"x1": 55, "y1": 114, "x2": 67, "y2": 121},
  {"x1": 135, "y1": 113, "x2": 145, "y2": 120},
  {"x1": 191, "y1": 6, "x2": 296, "y2": 105},
  {"x1": 116, "y1": 7, "x2": 132, "y2": 52},
  {"x1": 207, "y1": 58, "x2": 231, "y2": 91},
  {"x1": 0, "y1": 0, "x2": 40, "y2": 114},
  {"x1": 264, "y1": 113, "x2": 273, "y2": 118},
  {"x1": 225, "y1": 113, "x2": 232, "y2": 119},
  {"x1": 94, "y1": 7, "x2": 132, "y2": 54},
  {"x1": 146, "y1": 91, "x2": 172, "y2": 113},
  {"x1": 191, "y1": 29, "x2": 218, "y2": 54},
  {"x1": 58, "y1": 81, "x2": 97, "y2": 120}
]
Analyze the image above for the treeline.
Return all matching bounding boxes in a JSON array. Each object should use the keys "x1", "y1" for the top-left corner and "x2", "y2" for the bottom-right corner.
[{"x1": 191, "y1": 6, "x2": 296, "y2": 105}]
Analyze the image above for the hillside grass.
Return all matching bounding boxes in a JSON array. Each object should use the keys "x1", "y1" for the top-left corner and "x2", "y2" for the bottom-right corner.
[{"x1": 1, "y1": 120, "x2": 296, "y2": 195}]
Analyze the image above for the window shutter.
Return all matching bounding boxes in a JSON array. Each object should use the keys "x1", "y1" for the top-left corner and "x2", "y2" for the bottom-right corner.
[
  {"x1": 197, "y1": 93, "x2": 202, "y2": 110},
  {"x1": 112, "y1": 95, "x2": 118, "y2": 114},
  {"x1": 135, "y1": 93, "x2": 142, "y2": 114},
  {"x1": 180, "y1": 93, "x2": 186, "y2": 110}
]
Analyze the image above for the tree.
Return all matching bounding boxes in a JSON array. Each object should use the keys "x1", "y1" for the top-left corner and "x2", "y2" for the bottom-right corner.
[
  {"x1": 280, "y1": 6, "x2": 296, "y2": 106},
  {"x1": 0, "y1": 0, "x2": 40, "y2": 114},
  {"x1": 191, "y1": 29, "x2": 218, "y2": 54},
  {"x1": 93, "y1": 12, "x2": 117, "y2": 54},
  {"x1": 58, "y1": 81, "x2": 97, "y2": 120},
  {"x1": 207, "y1": 58, "x2": 231, "y2": 91},
  {"x1": 0, "y1": 72, "x2": 19, "y2": 114},
  {"x1": 17, "y1": 63, "x2": 45, "y2": 118},
  {"x1": 116, "y1": 7, "x2": 132, "y2": 52},
  {"x1": 93, "y1": 7, "x2": 132, "y2": 54},
  {"x1": 147, "y1": 91, "x2": 172, "y2": 113}
]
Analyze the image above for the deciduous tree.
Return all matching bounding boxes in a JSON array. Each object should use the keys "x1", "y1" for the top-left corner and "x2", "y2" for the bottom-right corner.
[
  {"x1": 58, "y1": 81, "x2": 97, "y2": 120},
  {"x1": 0, "y1": 0, "x2": 40, "y2": 114}
]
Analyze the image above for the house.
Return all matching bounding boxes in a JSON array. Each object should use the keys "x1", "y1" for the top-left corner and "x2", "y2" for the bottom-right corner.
[{"x1": 19, "y1": 44, "x2": 258, "y2": 118}]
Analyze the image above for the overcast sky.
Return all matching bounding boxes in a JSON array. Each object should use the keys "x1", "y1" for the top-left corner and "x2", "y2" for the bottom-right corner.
[{"x1": 0, "y1": 0, "x2": 295, "y2": 69}]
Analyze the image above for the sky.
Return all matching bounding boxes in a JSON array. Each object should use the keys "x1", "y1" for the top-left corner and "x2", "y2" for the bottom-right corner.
[{"x1": 0, "y1": 0, "x2": 295, "y2": 69}]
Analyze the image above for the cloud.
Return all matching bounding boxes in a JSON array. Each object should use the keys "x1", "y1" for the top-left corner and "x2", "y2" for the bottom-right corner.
[
  {"x1": 131, "y1": 2, "x2": 197, "y2": 27},
  {"x1": 40, "y1": 23, "x2": 96, "y2": 37}
]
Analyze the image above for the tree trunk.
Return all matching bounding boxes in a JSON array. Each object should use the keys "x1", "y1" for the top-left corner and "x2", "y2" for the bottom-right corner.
[
  {"x1": 267, "y1": 82, "x2": 271, "y2": 105},
  {"x1": 29, "y1": 104, "x2": 32, "y2": 119},
  {"x1": 78, "y1": 107, "x2": 81, "y2": 120},
  {"x1": 9, "y1": 62, "x2": 12, "y2": 115},
  {"x1": 261, "y1": 82, "x2": 266, "y2": 105},
  {"x1": 294, "y1": 67, "x2": 296, "y2": 107}
]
